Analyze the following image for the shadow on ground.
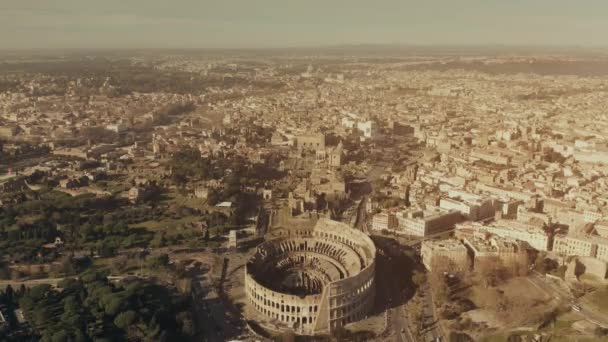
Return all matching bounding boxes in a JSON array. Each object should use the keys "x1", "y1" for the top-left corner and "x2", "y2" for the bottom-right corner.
[{"x1": 371, "y1": 235, "x2": 425, "y2": 314}]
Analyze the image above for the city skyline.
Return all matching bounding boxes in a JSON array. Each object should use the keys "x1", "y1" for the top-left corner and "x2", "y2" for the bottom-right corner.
[
  {"x1": 4, "y1": 2, "x2": 608, "y2": 341},
  {"x1": 2, "y1": 0, "x2": 608, "y2": 49}
]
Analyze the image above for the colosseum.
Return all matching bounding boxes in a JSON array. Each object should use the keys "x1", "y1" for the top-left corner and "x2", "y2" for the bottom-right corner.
[{"x1": 245, "y1": 218, "x2": 376, "y2": 336}]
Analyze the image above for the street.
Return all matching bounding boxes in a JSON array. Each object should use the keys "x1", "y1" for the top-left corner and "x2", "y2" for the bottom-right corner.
[
  {"x1": 372, "y1": 235, "x2": 421, "y2": 342},
  {"x1": 389, "y1": 305, "x2": 415, "y2": 342}
]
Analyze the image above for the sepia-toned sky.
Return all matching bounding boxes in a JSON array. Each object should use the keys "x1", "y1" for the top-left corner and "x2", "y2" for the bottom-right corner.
[{"x1": 1, "y1": 0, "x2": 606, "y2": 49}]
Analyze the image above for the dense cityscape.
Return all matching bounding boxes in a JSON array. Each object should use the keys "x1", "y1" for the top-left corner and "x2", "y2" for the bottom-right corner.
[{"x1": 1, "y1": 47, "x2": 608, "y2": 342}]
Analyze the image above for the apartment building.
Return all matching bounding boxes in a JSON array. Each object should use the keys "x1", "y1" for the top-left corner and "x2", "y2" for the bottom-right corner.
[
  {"x1": 463, "y1": 235, "x2": 527, "y2": 269},
  {"x1": 421, "y1": 239, "x2": 469, "y2": 271},
  {"x1": 397, "y1": 207, "x2": 463, "y2": 237},
  {"x1": 483, "y1": 219, "x2": 551, "y2": 251}
]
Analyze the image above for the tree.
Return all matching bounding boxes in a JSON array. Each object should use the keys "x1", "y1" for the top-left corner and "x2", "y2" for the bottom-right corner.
[
  {"x1": 32, "y1": 306, "x2": 55, "y2": 327},
  {"x1": 62, "y1": 296, "x2": 81, "y2": 318},
  {"x1": 58, "y1": 256, "x2": 76, "y2": 276},
  {"x1": 103, "y1": 294, "x2": 126, "y2": 316},
  {"x1": 51, "y1": 330, "x2": 69, "y2": 342},
  {"x1": 150, "y1": 231, "x2": 168, "y2": 248},
  {"x1": 207, "y1": 188, "x2": 221, "y2": 206},
  {"x1": 4, "y1": 284, "x2": 14, "y2": 304},
  {"x1": 534, "y1": 252, "x2": 548, "y2": 274},
  {"x1": 94, "y1": 338, "x2": 113, "y2": 342},
  {"x1": 0, "y1": 264, "x2": 10, "y2": 280},
  {"x1": 534, "y1": 252, "x2": 559, "y2": 275},
  {"x1": 98, "y1": 243, "x2": 116, "y2": 258},
  {"x1": 112, "y1": 255, "x2": 128, "y2": 274},
  {"x1": 147, "y1": 254, "x2": 170, "y2": 270},
  {"x1": 114, "y1": 310, "x2": 138, "y2": 329},
  {"x1": 316, "y1": 193, "x2": 328, "y2": 211},
  {"x1": 176, "y1": 311, "x2": 195, "y2": 336}
]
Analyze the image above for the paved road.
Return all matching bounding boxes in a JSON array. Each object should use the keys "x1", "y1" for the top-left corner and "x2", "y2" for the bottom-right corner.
[
  {"x1": 354, "y1": 196, "x2": 368, "y2": 232},
  {"x1": 421, "y1": 283, "x2": 444, "y2": 342},
  {"x1": 374, "y1": 236, "x2": 417, "y2": 342},
  {"x1": 390, "y1": 305, "x2": 415, "y2": 342},
  {"x1": 0, "y1": 275, "x2": 127, "y2": 290},
  {"x1": 0, "y1": 277, "x2": 65, "y2": 290},
  {"x1": 342, "y1": 201, "x2": 360, "y2": 227},
  {"x1": 192, "y1": 279, "x2": 227, "y2": 342},
  {"x1": 191, "y1": 259, "x2": 245, "y2": 342}
]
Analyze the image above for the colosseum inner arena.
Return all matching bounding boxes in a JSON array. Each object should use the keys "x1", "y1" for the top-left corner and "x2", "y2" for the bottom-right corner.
[{"x1": 245, "y1": 218, "x2": 376, "y2": 336}]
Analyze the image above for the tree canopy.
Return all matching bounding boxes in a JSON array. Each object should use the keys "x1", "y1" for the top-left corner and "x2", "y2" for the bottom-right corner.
[{"x1": 10, "y1": 272, "x2": 195, "y2": 341}]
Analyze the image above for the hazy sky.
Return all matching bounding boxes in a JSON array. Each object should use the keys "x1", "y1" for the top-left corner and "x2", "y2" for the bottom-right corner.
[{"x1": 1, "y1": 0, "x2": 607, "y2": 49}]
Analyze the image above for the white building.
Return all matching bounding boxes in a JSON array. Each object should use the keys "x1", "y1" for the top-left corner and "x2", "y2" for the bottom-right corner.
[
  {"x1": 397, "y1": 207, "x2": 463, "y2": 237},
  {"x1": 341, "y1": 115, "x2": 377, "y2": 139},
  {"x1": 439, "y1": 190, "x2": 495, "y2": 221},
  {"x1": 483, "y1": 220, "x2": 550, "y2": 251}
]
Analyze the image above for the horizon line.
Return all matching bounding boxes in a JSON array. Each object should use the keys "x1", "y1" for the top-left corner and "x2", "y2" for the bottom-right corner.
[{"x1": 1, "y1": 43, "x2": 608, "y2": 53}]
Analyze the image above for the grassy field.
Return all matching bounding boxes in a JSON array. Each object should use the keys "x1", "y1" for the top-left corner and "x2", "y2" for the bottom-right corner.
[
  {"x1": 461, "y1": 277, "x2": 559, "y2": 341},
  {"x1": 480, "y1": 311, "x2": 594, "y2": 342},
  {"x1": 467, "y1": 277, "x2": 552, "y2": 322}
]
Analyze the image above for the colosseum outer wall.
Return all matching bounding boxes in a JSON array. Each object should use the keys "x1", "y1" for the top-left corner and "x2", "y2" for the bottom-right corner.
[{"x1": 244, "y1": 218, "x2": 376, "y2": 336}]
